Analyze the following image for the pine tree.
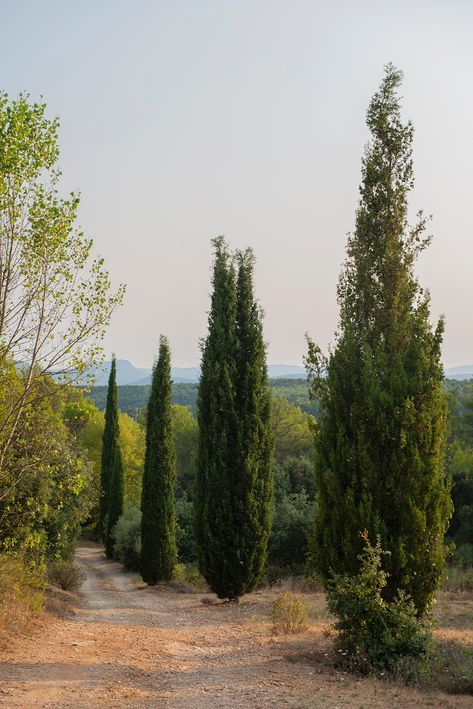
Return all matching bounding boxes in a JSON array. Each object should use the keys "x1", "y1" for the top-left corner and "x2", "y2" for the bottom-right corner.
[
  {"x1": 306, "y1": 65, "x2": 451, "y2": 614},
  {"x1": 140, "y1": 335, "x2": 177, "y2": 583},
  {"x1": 100, "y1": 356, "x2": 119, "y2": 541},
  {"x1": 195, "y1": 237, "x2": 273, "y2": 600}
]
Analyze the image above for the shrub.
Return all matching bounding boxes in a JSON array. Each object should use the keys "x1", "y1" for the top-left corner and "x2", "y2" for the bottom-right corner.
[
  {"x1": 48, "y1": 560, "x2": 86, "y2": 591},
  {"x1": 113, "y1": 506, "x2": 141, "y2": 571},
  {"x1": 173, "y1": 563, "x2": 208, "y2": 591},
  {"x1": 326, "y1": 532, "x2": 431, "y2": 674},
  {"x1": 269, "y1": 490, "x2": 313, "y2": 575},
  {"x1": 175, "y1": 496, "x2": 197, "y2": 564},
  {"x1": 271, "y1": 591, "x2": 310, "y2": 634}
]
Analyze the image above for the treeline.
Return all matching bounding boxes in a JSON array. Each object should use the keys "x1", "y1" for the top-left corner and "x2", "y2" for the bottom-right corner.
[{"x1": 84, "y1": 378, "x2": 320, "y2": 418}]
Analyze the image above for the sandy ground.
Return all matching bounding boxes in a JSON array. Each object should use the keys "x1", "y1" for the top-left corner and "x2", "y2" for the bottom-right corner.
[{"x1": 0, "y1": 543, "x2": 471, "y2": 708}]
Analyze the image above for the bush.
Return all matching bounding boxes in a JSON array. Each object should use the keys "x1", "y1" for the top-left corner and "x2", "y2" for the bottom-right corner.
[
  {"x1": 0, "y1": 555, "x2": 45, "y2": 641},
  {"x1": 269, "y1": 490, "x2": 313, "y2": 575},
  {"x1": 113, "y1": 506, "x2": 141, "y2": 571},
  {"x1": 326, "y1": 532, "x2": 431, "y2": 674},
  {"x1": 48, "y1": 560, "x2": 86, "y2": 591},
  {"x1": 173, "y1": 563, "x2": 208, "y2": 591},
  {"x1": 175, "y1": 496, "x2": 197, "y2": 564},
  {"x1": 271, "y1": 591, "x2": 310, "y2": 634}
]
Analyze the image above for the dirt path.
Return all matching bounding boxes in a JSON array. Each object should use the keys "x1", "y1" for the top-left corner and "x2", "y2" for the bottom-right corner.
[{"x1": 0, "y1": 544, "x2": 470, "y2": 708}]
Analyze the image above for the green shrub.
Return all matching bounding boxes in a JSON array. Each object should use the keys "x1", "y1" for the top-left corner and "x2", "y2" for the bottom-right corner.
[
  {"x1": 326, "y1": 532, "x2": 431, "y2": 674},
  {"x1": 269, "y1": 490, "x2": 313, "y2": 575},
  {"x1": 173, "y1": 563, "x2": 208, "y2": 591},
  {"x1": 48, "y1": 560, "x2": 85, "y2": 591},
  {"x1": 113, "y1": 506, "x2": 141, "y2": 571},
  {"x1": 271, "y1": 591, "x2": 310, "y2": 634},
  {"x1": 175, "y1": 496, "x2": 197, "y2": 564}
]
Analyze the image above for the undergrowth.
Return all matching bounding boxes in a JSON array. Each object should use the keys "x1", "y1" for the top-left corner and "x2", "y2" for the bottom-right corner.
[{"x1": 0, "y1": 555, "x2": 45, "y2": 644}]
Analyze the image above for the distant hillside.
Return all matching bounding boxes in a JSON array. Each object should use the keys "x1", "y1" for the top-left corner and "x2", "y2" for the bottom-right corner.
[
  {"x1": 445, "y1": 365, "x2": 473, "y2": 381},
  {"x1": 85, "y1": 378, "x2": 317, "y2": 418},
  {"x1": 80, "y1": 360, "x2": 307, "y2": 386}
]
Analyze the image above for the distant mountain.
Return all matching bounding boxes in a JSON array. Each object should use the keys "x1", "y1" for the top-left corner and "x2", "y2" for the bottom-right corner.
[
  {"x1": 269, "y1": 365, "x2": 306, "y2": 379},
  {"x1": 80, "y1": 360, "x2": 307, "y2": 386},
  {"x1": 83, "y1": 360, "x2": 152, "y2": 386},
  {"x1": 445, "y1": 365, "x2": 473, "y2": 381}
]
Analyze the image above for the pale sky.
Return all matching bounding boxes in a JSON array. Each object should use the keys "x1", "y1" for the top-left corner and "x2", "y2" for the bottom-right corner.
[{"x1": 1, "y1": 1, "x2": 472, "y2": 368}]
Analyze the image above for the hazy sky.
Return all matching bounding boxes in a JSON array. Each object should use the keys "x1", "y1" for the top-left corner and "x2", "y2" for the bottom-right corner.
[{"x1": 1, "y1": 1, "x2": 472, "y2": 367}]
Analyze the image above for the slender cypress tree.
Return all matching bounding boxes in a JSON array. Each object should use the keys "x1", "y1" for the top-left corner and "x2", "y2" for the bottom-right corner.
[
  {"x1": 100, "y1": 356, "x2": 119, "y2": 540},
  {"x1": 105, "y1": 444, "x2": 124, "y2": 558},
  {"x1": 140, "y1": 335, "x2": 177, "y2": 583},
  {"x1": 234, "y1": 249, "x2": 273, "y2": 590},
  {"x1": 306, "y1": 65, "x2": 451, "y2": 614},
  {"x1": 195, "y1": 237, "x2": 273, "y2": 600}
]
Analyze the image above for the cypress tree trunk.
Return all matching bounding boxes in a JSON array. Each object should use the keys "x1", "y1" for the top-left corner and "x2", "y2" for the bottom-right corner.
[
  {"x1": 306, "y1": 65, "x2": 451, "y2": 614},
  {"x1": 140, "y1": 335, "x2": 177, "y2": 583},
  {"x1": 195, "y1": 238, "x2": 273, "y2": 600},
  {"x1": 100, "y1": 356, "x2": 119, "y2": 542}
]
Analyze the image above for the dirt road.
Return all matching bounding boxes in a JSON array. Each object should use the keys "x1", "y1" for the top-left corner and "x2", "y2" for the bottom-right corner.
[{"x1": 0, "y1": 544, "x2": 470, "y2": 708}]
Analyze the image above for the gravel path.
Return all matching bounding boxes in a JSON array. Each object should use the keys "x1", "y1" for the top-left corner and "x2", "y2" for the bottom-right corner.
[{"x1": 0, "y1": 543, "x2": 470, "y2": 708}]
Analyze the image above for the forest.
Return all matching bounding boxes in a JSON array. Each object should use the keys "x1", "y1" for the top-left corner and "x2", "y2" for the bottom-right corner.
[{"x1": 1, "y1": 64, "x2": 473, "y2": 704}]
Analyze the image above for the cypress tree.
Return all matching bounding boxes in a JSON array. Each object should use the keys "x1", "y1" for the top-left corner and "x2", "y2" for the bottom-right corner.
[
  {"x1": 195, "y1": 237, "x2": 273, "y2": 600},
  {"x1": 140, "y1": 335, "x2": 177, "y2": 583},
  {"x1": 105, "y1": 444, "x2": 124, "y2": 558},
  {"x1": 306, "y1": 65, "x2": 451, "y2": 614},
  {"x1": 100, "y1": 356, "x2": 119, "y2": 541},
  {"x1": 234, "y1": 248, "x2": 273, "y2": 590}
]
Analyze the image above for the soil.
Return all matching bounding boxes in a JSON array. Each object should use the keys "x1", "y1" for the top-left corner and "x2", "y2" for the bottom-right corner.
[{"x1": 0, "y1": 542, "x2": 471, "y2": 708}]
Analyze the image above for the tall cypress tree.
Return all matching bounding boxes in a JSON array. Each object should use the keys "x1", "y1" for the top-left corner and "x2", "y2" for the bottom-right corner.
[
  {"x1": 140, "y1": 335, "x2": 177, "y2": 583},
  {"x1": 100, "y1": 356, "x2": 119, "y2": 541},
  {"x1": 195, "y1": 237, "x2": 273, "y2": 600},
  {"x1": 105, "y1": 444, "x2": 124, "y2": 558},
  {"x1": 306, "y1": 65, "x2": 451, "y2": 614},
  {"x1": 234, "y1": 249, "x2": 273, "y2": 590}
]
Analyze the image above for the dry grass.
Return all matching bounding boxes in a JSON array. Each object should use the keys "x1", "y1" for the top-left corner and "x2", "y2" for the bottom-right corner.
[{"x1": 0, "y1": 555, "x2": 45, "y2": 647}]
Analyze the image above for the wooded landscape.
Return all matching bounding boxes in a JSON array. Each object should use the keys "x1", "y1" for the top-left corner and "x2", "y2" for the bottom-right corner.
[{"x1": 1, "y1": 60, "x2": 473, "y2": 707}]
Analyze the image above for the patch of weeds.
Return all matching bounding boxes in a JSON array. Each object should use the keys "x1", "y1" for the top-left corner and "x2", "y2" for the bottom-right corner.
[
  {"x1": 418, "y1": 640, "x2": 473, "y2": 695},
  {"x1": 271, "y1": 591, "x2": 311, "y2": 634},
  {"x1": 442, "y1": 564, "x2": 473, "y2": 593}
]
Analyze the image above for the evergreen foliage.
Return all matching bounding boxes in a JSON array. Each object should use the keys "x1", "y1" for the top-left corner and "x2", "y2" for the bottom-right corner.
[
  {"x1": 101, "y1": 357, "x2": 124, "y2": 557},
  {"x1": 105, "y1": 444, "x2": 124, "y2": 558},
  {"x1": 306, "y1": 65, "x2": 451, "y2": 614},
  {"x1": 195, "y1": 238, "x2": 273, "y2": 600},
  {"x1": 140, "y1": 336, "x2": 177, "y2": 583}
]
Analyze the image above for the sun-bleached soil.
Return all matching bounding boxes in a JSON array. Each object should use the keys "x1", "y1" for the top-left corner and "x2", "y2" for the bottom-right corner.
[{"x1": 0, "y1": 542, "x2": 472, "y2": 708}]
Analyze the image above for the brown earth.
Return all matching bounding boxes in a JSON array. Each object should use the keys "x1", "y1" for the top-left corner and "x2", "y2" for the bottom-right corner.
[{"x1": 0, "y1": 543, "x2": 471, "y2": 708}]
